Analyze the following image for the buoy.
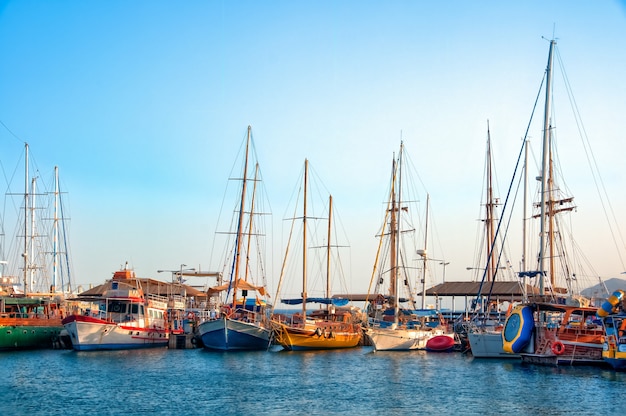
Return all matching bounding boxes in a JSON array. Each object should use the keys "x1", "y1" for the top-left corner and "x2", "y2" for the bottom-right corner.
[
  {"x1": 551, "y1": 341, "x2": 565, "y2": 355},
  {"x1": 426, "y1": 335, "x2": 455, "y2": 352},
  {"x1": 597, "y1": 290, "x2": 625, "y2": 318}
]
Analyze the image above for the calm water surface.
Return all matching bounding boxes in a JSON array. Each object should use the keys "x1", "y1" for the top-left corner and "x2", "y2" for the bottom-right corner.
[{"x1": 1, "y1": 347, "x2": 624, "y2": 415}]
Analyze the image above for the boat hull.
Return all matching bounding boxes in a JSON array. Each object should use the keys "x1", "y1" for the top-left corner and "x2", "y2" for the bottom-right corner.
[
  {"x1": 198, "y1": 317, "x2": 271, "y2": 351},
  {"x1": 468, "y1": 330, "x2": 519, "y2": 359},
  {"x1": 272, "y1": 321, "x2": 361, "y2": 351},
  {"x1": 63, "y1": 315, "x2": 169, "y2": 351},
  {"x1": 0, "y1": 317, "x2": 66, "y2": 351},
  {"x1": 368, "y1": 326, "x2": 453, "y2": 351}
]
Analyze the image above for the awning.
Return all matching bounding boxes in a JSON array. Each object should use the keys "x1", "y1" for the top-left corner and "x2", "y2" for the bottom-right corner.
[
  {"x1": 208, "y1": 278, "x2": 267, "y2": 296},
  {"x1": 281, "y1": 297, "x2": 349, "y2": 306}
]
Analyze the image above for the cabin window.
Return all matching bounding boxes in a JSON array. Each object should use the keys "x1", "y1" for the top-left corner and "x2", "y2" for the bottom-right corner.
[
  {"x1": 131, "y1": 304, "x2": 139, "y2": 314},
  {"x1": 108, "y1": 302, "x2": 126, "y2": 313}
]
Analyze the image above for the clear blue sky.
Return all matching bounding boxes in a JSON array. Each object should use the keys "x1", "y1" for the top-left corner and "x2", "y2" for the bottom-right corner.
[{"x1": 1, "y1": 1, "x2": 625, "y2": 299}]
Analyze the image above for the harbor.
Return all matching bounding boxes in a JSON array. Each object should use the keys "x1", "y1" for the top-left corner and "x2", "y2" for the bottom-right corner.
[{"x1": 2, "y1": 2, "x2": 626, "y2": 414}]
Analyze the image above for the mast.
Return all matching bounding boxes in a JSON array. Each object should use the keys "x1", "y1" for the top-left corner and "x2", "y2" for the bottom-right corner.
[
  {"x1": 52, "y1": 166, "x2": 59, "y2": 292},
  {"x1": 302, "y1": 159, "x2": 309, "y2": 316},
  {"x1": 242, "y1": 161, "x2": 260, "y2": 307},
  {"x1": 326, "y1": 195, "x2": 332, "y2": 310},
  {"x1": 538, "y1": 39, "x2": 555, "y2": 294},
  {"x1": 29, "y1": 177, "x2": 36, "y2": 292},
  {"x1": 421, "y1": 194, "x2": 429, "y2": 309},
  {"x1": 22, "y1": 143, "x2": 29, "y2": 294},
  {"x1": 522, "y1": 139, "x2": 529, "y2": 299},
  {"x1": 232, "y1": 126, "x2": 251, "y2": 305},
  {"x1": 389, "y1": 156, "x2": 398, "y2": 310},
  {"x1": 485, "y1": 123, "x2": 496, "y2": 282}
]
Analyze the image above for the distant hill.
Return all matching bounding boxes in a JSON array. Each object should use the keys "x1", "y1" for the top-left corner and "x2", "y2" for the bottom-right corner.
[{"x1": 581, "y1": 277, "x2": 626, "y2": 299}]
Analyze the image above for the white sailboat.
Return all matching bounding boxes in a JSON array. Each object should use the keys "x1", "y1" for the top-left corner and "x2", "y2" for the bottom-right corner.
[
  {"x1": 366, "y1": 142, "x2": 454, "y2": 351},
  {"x1": 467, "y1": 123, "x2": 522, "y2": 359}
]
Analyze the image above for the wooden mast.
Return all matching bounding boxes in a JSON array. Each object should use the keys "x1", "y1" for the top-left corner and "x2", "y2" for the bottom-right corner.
[
  {"x1": 326, "y1": 195, "x2": 332, "y2": 310},
  {"x1": 302, "y1": 159, "x2": 308, "y2": 316},
  {"x1": 538, "y1": 39, "x2": 555, "y2": 294},
  {"x1": 421, "y1": 194, "x2": 429, "y2": 310},
  {"x1": 485, "y1": 123, "x2": 496, "y2": 282},
  {"x1": 232, "y1": 126, "x2": 251, "y2": 307},
  {"x1": 241, "y1": 161, "x2": 260, "y2": 307},
  {"x1": 390, "y1": 156, "x2": 398, "y2": 315}
]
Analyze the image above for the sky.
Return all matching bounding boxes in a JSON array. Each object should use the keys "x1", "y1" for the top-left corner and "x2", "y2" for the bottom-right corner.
[{"x1": 1, "y1": 1, "x2": 625, "y2": 303}]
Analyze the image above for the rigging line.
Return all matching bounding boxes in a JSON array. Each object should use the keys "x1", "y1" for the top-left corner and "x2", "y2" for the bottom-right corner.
[
  {"x1": 555, "y1": 47, "x2": 626, "y2": 270},
  {"x1": 0, "y1": 119, "x2": 25, "y2": 143}
]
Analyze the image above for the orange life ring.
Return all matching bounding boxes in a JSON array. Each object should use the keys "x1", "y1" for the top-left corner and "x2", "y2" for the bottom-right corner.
[
  {"x1": 187, "y1": 311, "x2": 195, "y2": 320},
  {"x1": 551, "y1": 341, "x2": 565, "y2": 355}
]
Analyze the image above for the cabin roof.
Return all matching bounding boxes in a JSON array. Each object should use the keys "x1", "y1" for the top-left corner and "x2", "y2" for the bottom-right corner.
[
  {"x1": 336, "y1": 282, "x2": 539, "y2": 301},
  {"x1": 425, "y1": 281, "x2": 540, "y2": 297},
  {"x1": 77, "y1": 278, "x2": 206, "y2": 298}
]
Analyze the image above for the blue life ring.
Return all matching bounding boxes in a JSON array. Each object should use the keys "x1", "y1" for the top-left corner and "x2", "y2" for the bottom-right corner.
[{"x1": 502, "y1": 305, "x2": 534, "y2": 353}]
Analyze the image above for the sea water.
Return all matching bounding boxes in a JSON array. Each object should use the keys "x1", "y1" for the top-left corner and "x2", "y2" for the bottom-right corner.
[{"x1": 1, "y1": 347, "x2": 624, "y2": 415}]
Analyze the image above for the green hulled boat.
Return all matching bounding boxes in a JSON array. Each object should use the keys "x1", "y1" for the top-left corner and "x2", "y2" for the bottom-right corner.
[{"x1": 0, "y1": 296, "x2": 67, "y2": 351}]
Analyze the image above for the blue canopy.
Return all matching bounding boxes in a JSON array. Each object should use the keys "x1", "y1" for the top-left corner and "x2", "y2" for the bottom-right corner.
[{"x1": 281, "y1": 297, "x2": 350, "y2": 306}]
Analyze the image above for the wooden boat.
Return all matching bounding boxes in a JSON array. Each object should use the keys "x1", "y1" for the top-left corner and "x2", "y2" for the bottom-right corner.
[
  {"x1": 502, "y1": 39, "x2": 606, "y2": 366},
  {"x1": 1, "y1": 144, "x2": 71, "y2": 351},
  {"x1": 62, "y1": 265, "x2": 170, "y2": 350},
  {"x1": 503, "y1": 302, "x2": 605, "y2": 365},
  {"x1": 196, "y1": 126, "x2": 272, "y2": 351},
  {"x1": 271, "y1": 159, "x2": 363, "y2": 351},
  {"x1": 0, "y1": 295, "x2": 66, "y2": 350},
  {"x1": 365, "y1": 142, "x2": 454, "y2": 351},
  {"x1": 598, "y1": 290, "x2": 626, "y2": 370}
]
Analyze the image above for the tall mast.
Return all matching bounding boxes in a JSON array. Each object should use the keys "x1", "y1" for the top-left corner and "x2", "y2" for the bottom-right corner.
[
  {"x1": 389, "y1": 156, "x2": 397, "y2": 307},
  {"x1": 486, "y1": 123, "x2": 496, "y2": 282},
  {"x1": 52, "y1": 166, "x2": 59, "y2": 292},
  {"x1": 326, "y1": 195, "x2": 332, "y2": 310},
  {"x1": 29, "y1": 177, "x2": 36, "y2": 292},
  {"x1": 421, "y1": 194, "x2": 429, "y2": 309},
  {"x1": 302, "y1": 159, "x2": 308, "y2": 316},
  {"x1": 538, "y1": 39, "x2": 555, "y2": 294},
  {"x1": 394, "y1": 145, "x2": 403, "y2": 321},
  {"x1": 241, "y1": 161, "x2": 260, "y2": 308},
  {"x1": 522, "y1": 140, "x2": 529, "y2": 299},
  {"x1": 232, "y1": 126, "x2": 251, "y2": 304},
  {"x1": 23, "y1": 143, "x2": 29, "y2": 293}
]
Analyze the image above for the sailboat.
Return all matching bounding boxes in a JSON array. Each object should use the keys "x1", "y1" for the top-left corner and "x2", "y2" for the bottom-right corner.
[
  {"x1": 365, "y1": 142, "x2": 454, "y2": 351},
  {"x1": 196, "y1": 126, "x2": 272, "y2": 351},
  {"x1": 270, "y1": 159, "x2": 363, "y2": 351},
  {"x1": 501, "y1": 39, "x2": 606, "y2": 366},
  {"x1": 1, "y1": 143, "x2": 69, "y2": 350},
  {"x1": 467, "y1": 124, "x2": 523, "y2": 359}
]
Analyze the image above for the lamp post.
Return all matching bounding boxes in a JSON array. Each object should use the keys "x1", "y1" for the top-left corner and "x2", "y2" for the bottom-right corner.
[{"x1": 440, "y1": 261, "x2": 450, "y2": 283}]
